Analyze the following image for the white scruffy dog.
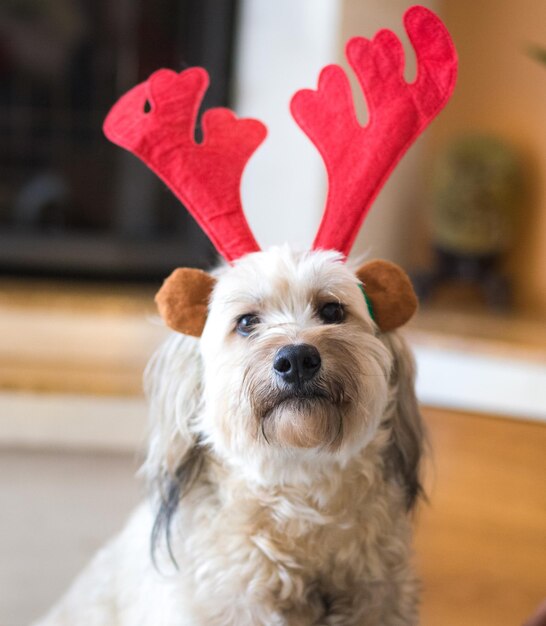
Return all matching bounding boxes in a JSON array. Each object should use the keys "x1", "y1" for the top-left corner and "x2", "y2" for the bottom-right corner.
[{"x1": 34, "y1": 247, "x2": 424, "y2": 626}]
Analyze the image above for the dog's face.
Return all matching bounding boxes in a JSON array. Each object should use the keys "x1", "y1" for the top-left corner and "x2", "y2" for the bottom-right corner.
[{"x1": 197, "y1": 248, "x2": 392, "y2": 466}]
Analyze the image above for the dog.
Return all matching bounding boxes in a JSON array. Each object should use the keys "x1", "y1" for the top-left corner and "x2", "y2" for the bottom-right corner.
[
  {"x1": 34, "y1": 6, "x2": 458, "y2": 623},
  {"x1": 34, "y1": 246, "x2": 425, "y2": 626}
]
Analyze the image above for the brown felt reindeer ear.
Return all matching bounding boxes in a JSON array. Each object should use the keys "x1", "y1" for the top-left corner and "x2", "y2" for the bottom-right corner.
[
  {"x1": 356, "y1": 260, "x2": 418, "y2": 332},
  {"x1": 155, "y1": 268, "x2": 217, "y2": 337}
]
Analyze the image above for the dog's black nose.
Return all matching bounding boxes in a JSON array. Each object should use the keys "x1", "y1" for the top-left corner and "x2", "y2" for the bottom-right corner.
[{"x1": 273, "y1": 344, "x2": 321, "y2": 385}]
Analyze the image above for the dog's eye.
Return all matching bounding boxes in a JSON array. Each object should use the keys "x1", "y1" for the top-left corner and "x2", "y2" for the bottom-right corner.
[
  {"x1": 236, "y1": 314, "x2": 260, "y2": 336},
  {"x1": 319, "y1": 302, "x2": 345, "y2": 324}
]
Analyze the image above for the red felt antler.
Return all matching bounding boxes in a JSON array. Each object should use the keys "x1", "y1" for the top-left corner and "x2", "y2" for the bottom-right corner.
[
  {"x1": 291, "y1": 5, "x2": 457, "y2": 257},
  {"x1": 103, "y1": 68, "x2": 266, "y2": 262}
]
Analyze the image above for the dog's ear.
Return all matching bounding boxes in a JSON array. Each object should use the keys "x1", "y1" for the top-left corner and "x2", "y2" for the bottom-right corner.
[
  {"x1": 155, "y1": 268, "x2": 217, "y2": 336},
  {"x1": 383, "y1": 333, "x2": 426, "y2": 511},
  {"x1": 144, "y1": 333, "x2": 204, "y2": 567},
  {"x1": 355, "y1": 260, "x2": 417, "y2": 332}
]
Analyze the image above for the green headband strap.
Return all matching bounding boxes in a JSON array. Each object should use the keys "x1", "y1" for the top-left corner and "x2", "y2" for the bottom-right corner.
[{"x1": 359, "y1": 284, "x2": 376, "y2": 322}]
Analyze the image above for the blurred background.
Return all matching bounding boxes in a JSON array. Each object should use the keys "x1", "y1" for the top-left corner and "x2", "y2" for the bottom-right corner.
[{"x1": 0, "y1": 0, "x2": 545, "y2": 625}]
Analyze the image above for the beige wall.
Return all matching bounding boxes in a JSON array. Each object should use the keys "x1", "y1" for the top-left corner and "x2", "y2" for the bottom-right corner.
[
  {"x1": 432, "y1": 0, "x2": 546, "y2": 315},
  {"x1": 235, "y1": 0, "x2": 341, "y2": 249}
]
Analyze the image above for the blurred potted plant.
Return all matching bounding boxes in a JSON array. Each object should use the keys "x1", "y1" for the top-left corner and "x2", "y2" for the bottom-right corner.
[
  {"x1": 413, "y1": 134, "x2": 525, "y2": 310},
  {"x1": 414, "y1": 44, "x2": 546, "y2": 311}
]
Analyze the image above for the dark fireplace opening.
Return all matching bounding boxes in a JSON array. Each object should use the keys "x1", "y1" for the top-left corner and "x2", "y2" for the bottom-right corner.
[{"x1": 0, "y1": 0, "x2": 239, "y2": 281}]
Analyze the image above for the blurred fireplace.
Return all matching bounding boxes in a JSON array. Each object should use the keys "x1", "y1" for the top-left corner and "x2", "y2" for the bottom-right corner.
[{"x1": 0, "y1": 0, "x2": 239, "y2": 280}]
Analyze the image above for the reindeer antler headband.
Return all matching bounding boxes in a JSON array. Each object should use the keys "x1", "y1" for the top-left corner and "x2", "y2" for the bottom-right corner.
[{"x1": 104, "y1": 5, "x2": 457, "y2": 334}]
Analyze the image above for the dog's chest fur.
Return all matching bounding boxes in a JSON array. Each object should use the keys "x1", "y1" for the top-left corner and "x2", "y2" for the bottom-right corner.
[{"x1": 172, "y1": 441, "x2": 413, "y2": 624}]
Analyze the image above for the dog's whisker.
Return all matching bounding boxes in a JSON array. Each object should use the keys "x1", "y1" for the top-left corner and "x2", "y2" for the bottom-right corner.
[{"x1": 261, "y1": 417, "x2": 271, "y2": 445}]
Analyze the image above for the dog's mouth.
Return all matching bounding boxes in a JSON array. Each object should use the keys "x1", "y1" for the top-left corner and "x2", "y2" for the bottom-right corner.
[
  {"x1": 260, "y1": 383, "x2": 345, "y2": 420},
  {"x1": 258, "y1": 383, "x2": 347, "y2": 449}
]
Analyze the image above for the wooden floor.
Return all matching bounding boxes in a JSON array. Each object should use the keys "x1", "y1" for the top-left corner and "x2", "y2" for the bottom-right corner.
[{"x1": 416, "y1": 408, "x2": 546, "y2": 626}]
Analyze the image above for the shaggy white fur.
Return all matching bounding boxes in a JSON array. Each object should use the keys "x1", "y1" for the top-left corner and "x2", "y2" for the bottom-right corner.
[{"x1": 34, "y1": 247, "x2": 424, "y2": 626}]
